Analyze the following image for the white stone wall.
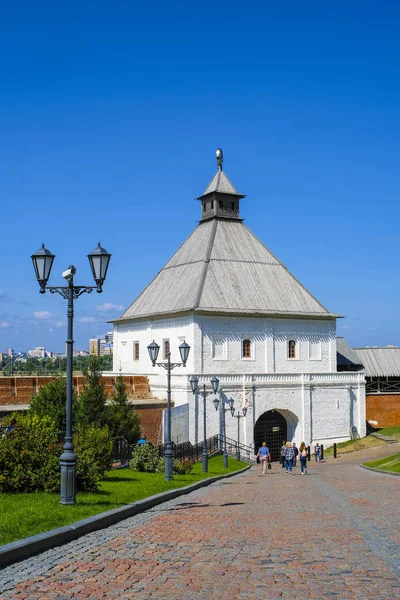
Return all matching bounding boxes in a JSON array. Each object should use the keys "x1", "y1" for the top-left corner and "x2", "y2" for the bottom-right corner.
[
  {"x1": 169, "y1": 372, "x2": 366, "y2": 449},
  {"x1": 199, "y1": 315, "x2": 336, "y2": 374},
  {"x1": 113, "y1": 315, "x2": 195, "y2": 377}
]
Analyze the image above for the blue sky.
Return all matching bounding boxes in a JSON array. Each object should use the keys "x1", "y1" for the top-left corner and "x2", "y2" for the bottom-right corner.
[{"x1": 1, "y1": 1, "x2": 399, "y2": 352}]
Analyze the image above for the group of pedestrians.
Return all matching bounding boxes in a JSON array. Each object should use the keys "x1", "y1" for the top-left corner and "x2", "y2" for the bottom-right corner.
[{"x1": 256, "y1": 440, "x2": 322, "y2": 474}]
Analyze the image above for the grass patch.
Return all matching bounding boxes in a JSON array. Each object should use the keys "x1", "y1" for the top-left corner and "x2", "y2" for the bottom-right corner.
[
  {"x1": 373, "y1": 426, "x2": 400, "y2": 441},
  {"x1": 364, "y1": 453, "x2": 400, "y2": 473},
  {"x1": 0, "y1": 455, "x2": 245, "y2": 546},
  {"x1": 323, "y1": 435, "x2": 389, "y2": 457}
]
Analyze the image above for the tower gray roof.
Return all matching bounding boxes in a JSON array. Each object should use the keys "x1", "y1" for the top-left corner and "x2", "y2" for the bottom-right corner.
[
  {"x1": 113, "y1": 218, "x2": 339, "y2": 322},
  {"x1": 202, "y1": 170, "x2": 243, "y2": 196}
]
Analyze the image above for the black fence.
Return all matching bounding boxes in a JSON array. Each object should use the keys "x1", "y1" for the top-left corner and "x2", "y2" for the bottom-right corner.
[{"x1": 157, "y1": 435, "x2": 220, "y2": 462}]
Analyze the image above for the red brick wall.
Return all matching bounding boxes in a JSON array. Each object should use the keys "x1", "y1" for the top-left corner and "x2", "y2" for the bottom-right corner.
[
  {"x1": 135, "y1": 405, "x2": 165, "y2": 445},
  {"x1": 0, "y1": 375, "x2": 151, "y2": 405},
  {"x1": 367, "y1": 394, "x2": 400, "y2": 428}
]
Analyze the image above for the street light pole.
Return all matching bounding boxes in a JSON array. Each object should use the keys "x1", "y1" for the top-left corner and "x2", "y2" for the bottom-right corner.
[
  {"x1": 31, "y1": 242, "x2": 111, "y2": 505},
  {"x1": 213, "y1": 393, "x2": 233, "y2": 468},
  {"x1": 231, "y1": 406, "x2": 248, "y2": 461},
  {"x1": 148, "y1": 341, "x2": 191, "y2": 481},
  {"x1": 190, "y1": 376, "x2": 219, "y2": 473}
]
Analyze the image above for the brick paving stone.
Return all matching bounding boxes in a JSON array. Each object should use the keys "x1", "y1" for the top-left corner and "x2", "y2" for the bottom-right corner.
[{"x1": 0, "y1": 443, "x2": 399, "y2": 599}]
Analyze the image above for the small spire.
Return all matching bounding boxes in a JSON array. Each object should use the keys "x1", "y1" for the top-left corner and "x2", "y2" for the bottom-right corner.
[{"x1": 216, "y1": 148, "x2": 223, "y2": 171}]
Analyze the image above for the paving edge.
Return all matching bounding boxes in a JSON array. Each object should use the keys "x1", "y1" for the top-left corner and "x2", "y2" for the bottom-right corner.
[
  {"x1": 359, "y1": 464, "x2": 400, "y2": 477},
  {"x1": 0, "y1": 465, "x2": 251, "y2": 568}
]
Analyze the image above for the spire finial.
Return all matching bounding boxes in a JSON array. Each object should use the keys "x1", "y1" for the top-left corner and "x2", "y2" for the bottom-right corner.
[{"x1": 216, "y1": 148, "x2": 223, "y2": 171}]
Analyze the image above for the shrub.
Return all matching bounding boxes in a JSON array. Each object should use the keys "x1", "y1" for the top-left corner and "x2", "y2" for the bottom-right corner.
[
  {"x1": 74, "y1": 426, "x2": 113, "y2": 491},
  {"x1": 105, "y1": 375, "x2": 141, "y2": 444},
  {"x1": 28, "y1": 378, "x2": 79, "y2": 432},
  {"x1": 0, "y1": 413, "x2": 62, "y2": 493},
  {"x1": 173, "y1": 458, "x2": 193, "y2": 474},
  {"x1": 130, "y1": 444, "x2": 164, "y2": 473},
  {"x1": 77, "y1": 355, "x2": 107, "y2": 427}
]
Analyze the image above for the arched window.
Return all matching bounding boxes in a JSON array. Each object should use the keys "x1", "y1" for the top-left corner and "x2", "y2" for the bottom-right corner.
[
  {"x1": 288, "y1": 340, "x2": 296, "y2": 359},
  {"x1": 242, "y1": 339, "x2": 251, "y2": 358}
]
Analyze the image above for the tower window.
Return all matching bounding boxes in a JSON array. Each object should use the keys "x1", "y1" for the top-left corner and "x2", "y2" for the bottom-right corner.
[
  {"x1": 203, "y1": 203, "x2": 206, "y2": 211},
  {"x1": 288, "y1": 340, "x2": 296, "y2": 359},
  {"x1": 219, "y1": 200, "x2": 223, "y2": 209},
  {"x1": 231, "y1": 202, "x2": 235, "y2": 211},
  {"x1": 242, "y1": 339, "x2": 251, "y2": 358},
  {"x1": 211, "y1": 200, "x2": 214, "y2": 209},
  {"x1": 163, "y1": 339, "x2": 170, "y2": 360}
]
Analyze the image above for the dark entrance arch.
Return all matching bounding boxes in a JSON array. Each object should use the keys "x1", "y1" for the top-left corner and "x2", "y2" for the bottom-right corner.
[{"x1": 254, "y1": 411, "x2": 287, "y2": 461}]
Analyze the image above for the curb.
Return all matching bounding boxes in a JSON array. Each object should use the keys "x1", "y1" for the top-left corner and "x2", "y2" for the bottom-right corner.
[
  {"x1": 359, "y1": 464, "x2": 400, "y2": 477},
  {"x1": 0, "y1": 465, "x2": 251, "y2": 568}
]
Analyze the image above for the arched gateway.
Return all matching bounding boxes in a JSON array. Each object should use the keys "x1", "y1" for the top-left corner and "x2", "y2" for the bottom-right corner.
[{"x1": 254, "y1": 411, "x2": 287, "y2": 461}]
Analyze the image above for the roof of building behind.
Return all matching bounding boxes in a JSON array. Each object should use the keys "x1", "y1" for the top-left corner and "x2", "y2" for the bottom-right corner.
[
  {"x1": 336, "y1": 337, "x2": 364, "y2": 369},
  {"x1": 353, "y1": 347, "x2": 400, "y2": 377}
]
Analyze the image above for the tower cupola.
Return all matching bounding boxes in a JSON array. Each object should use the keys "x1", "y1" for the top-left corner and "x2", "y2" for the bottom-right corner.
[{"x1": 197, "y1": 148, "x2": 245, "y2": 222}]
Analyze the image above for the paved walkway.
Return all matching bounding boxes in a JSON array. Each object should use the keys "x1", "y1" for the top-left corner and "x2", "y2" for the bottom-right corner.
[{"x1": 1, "y1": 444, "x2": 399, "y2": 599}]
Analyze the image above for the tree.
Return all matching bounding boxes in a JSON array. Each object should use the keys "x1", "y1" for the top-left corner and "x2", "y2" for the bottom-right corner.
[
  {"x1": 77, "y1": 355, "x2": 107, "y2": 427},
  {"x1": 28, "y1": 378, "x2": 79, "y2": 432},
  {"x1": 105, "y1": 374, "x2": 141, "y2": 443}
]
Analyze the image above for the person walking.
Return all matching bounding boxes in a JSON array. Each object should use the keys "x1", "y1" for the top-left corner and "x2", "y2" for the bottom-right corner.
[
  {"x1": 256, "y1": 442, "x2": 271, "y2": 474},
  {"x1": 280, "y1": 440, "x2": 286, "y2": 469},
  {"x1": 299, "y1": 441, "x2": 308, "y2": 474},
  {"x1": 284, "y1": 442, "x2": 296, "y2": 474},
  {"x1": 314, "y1": 442, "x2": 321, "y2": 462},
  {"x1": 292, "y1": 441, "x2": 298, "y2": 467}
]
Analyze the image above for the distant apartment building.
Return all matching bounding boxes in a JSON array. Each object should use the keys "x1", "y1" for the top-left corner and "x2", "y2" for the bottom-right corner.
[
  {"x1": 89, "y1": 338, "x2": 101, "y2": 355},
  {"x1": 28, "y1": 346, "x2": 46, "y2": 358},
  {"x1": 89, "y1": 332, "x2": 113, "y2": 356}
]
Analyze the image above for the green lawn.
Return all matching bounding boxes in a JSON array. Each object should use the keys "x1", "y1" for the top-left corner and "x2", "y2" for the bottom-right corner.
[
  {"x1": 0, "y1": 455, "x2": 245, "y2": 546},
  {"x1": 364, "y1": 453, "x2": 400, "y2": 473},
  {"x1": 374, "y1": 426, "x2": 400, "y2": 440},
  {"x1": 323, "y1": 434, "x2": 388, "y2": 456}
]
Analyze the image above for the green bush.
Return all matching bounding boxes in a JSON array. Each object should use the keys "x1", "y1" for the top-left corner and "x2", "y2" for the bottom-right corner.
[
  {"x1": 28, "y1": 378, "x2": 79, "y2": 432},
  {"x1": 0, "y1": 413, "x2": 62, "y2": 493},
  {"x1": 74, "y1": 426, "x2": 113, "y2": 491},
  {"x1": 104, "y1": 375, "x2": 141, "y2": 444},
  {"x1": 130, "y1": 444, "x2": 164, "y2": 473},
  {"x1": 0, "y1": 414, "x2": 113, "y2": 493},
  {"x1": 173, "y1": 458, "x2": 193, "y2": 474},
  {"x1": 130, "y1": 446, "x2": 194, "y2": 475}
]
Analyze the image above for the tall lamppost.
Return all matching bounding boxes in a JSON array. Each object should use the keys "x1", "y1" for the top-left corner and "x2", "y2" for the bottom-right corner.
[
  {"x1": 31, "y1": 242, "x2": 111, "y2": 505},
  {"x1": 213, "y1": 392, "x2": 234, "y2": 468},
  {"x1": 189, "y1": 376, "x2": 219, "y2": 472},
  {"x1": 231, "y1": 404, "x2": 248, "y2": 461},
  {"x1": 147, "y1": 340, "x2": 191, "y2": 481}
]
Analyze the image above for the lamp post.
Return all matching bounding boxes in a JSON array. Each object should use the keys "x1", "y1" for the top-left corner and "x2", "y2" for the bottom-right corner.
[
  {"x1": 31, "y1": 242, "x2": 111, "y2": 505},
  {"x1": 231, "y1": 405, "x2": 248, "y2": 461},
  {"x1": 213, "y1": 393, "x2": 234, "y2": 468},
  {"x1": 189, "y1": 376, "x2": 219, "y2": 472},
  {"x1": 147, "y1": 340, "x2": 190, "y2": 481}
]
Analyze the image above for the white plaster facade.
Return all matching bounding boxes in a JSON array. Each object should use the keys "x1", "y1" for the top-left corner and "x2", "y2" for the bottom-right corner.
[{"x1": 112, "y1": 313, "x2": 366, "y2": 449}]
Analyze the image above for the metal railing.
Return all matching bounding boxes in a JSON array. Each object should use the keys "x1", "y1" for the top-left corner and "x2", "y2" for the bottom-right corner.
[
  {"x1": 112, "y1": 436, "x2": 134, "y2": 465},
  {"x1": 221, "y1": 435, "x2": 257, "y2": 463},
  {"x1": 157, "y1": 435, "x2": 220, "y2": 462}
]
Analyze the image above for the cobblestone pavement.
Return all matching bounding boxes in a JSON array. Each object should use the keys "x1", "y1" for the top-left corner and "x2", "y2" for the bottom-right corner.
[{"x1": 1, "y1": 444, "x2": 399, "y2": 599}]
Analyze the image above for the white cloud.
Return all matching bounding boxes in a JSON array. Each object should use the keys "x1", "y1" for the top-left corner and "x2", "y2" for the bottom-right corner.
[
  {"x1": 78, "y1": 316, "x2": 98, "y2": 323},
  {"x1": 33, "y1": 311, "x2": 55, "y2": 320},
  {"x1": 97, "y1": 302, "x2": 123, "y2": 312},
  {"x1": 55, "y1": 321, "x2": 65, "y2": 328},
  {"x1": 0, "y1": 321, "x2": 10, "y2": 328}
]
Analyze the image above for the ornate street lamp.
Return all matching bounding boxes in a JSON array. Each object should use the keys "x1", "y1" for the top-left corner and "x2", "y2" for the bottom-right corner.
[
  {"x1": 231, "y1": 405, "x2": 248, "y2": 461},
  {"x1": 190, "y1": 375, "x2": 219, "y2": 472},
  {"x1": 213, "y1": 393, "x2": 234, "y2": 468},
  {"x1": 31, "y1": 242, "x2": 111, "y2": 505},
  {"x1": 147, "y1": 340, "x2": 190, "y2": 481}
]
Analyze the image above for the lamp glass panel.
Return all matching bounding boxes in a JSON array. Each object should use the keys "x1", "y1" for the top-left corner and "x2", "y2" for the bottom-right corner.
[
  {"x1": 228, "y1": 398, "x2": 234, "y2": 409},
  {"x1": 230, "y1": 407, "x2": 235, "y2": 417},
  {"x1": 190, "y1": 376, "x2": 199, "y2": 393},
  {"x1": 210, "y1": 376, "x2": 219, "y2": 393},
  {"x1": 147, "y1": 341, "x2": 160, "y2": 364},
  {"x1": 213, "y1": 397, "x2": 219, "y2": 411},
  {"x1": 179, "y1": 341, "x2": 190, "y2": 364}
]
